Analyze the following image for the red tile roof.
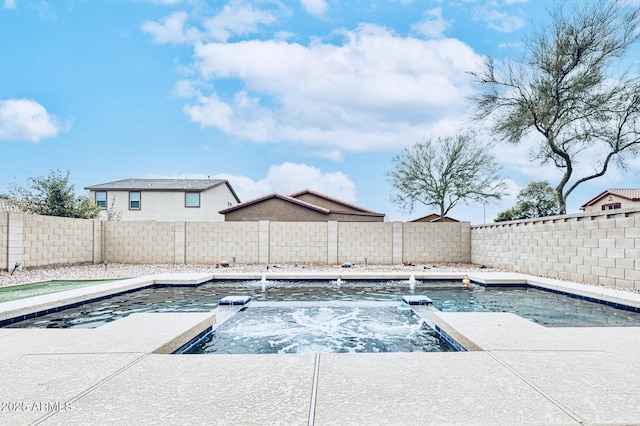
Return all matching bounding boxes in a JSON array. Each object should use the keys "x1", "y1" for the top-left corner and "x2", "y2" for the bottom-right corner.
[{"x1": 581, "y1": 189, "x2": 640, "y2": 208}]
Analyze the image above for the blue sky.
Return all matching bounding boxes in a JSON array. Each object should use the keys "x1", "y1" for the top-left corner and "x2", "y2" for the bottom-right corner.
[{"x1": 1, "y1": 0, "x2": 639, "y2": 224}]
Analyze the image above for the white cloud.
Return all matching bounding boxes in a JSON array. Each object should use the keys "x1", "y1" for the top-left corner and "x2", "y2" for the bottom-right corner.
[
  {"x1": 145, "y1": 162, "x2": 357, "y2": 203},
  {"x1": 300, "y1": 0, "x2": 327, "y2": 17},
  {"x1": 410, "y1": 8, "x2": 450, "y2": 39},
  {"x1": 142, "y1": 11, "x2": 193, "y2": 44},
  {"x1": 202, "y1": 0, "x2": 280, "y2": 42},
  {"x1": 472, "y1": 5, "x2": 525, "y2": 33},
  {"x1": 0, "y1": 99, "x2": 70, "y2": 142},
  {"x1": 181, "y1": 24, "x2": 482, "y2": 155},
  {"x1": 2, "y1": 0, "x2": 16, "y2": 10}
]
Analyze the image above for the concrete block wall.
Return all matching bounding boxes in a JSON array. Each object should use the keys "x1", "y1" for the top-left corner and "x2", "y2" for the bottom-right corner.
[
  {"x1": 403, "y1": 222, "x2": 471, "y2": 263},
  {"x1": 472, "y1": 208, "x2": 640, "y2": 290},
  {"x1": 269, "y1": 222, "x2": 328, "y2": 264},
  {"x1": 0, "y1": 212, "x2": 7, "y2": 270},
  {"x1": 185, "y1": 222, "x2": 260, "y2": 264},
  {"x1": 338, "y1": 222, "x2": 394, "y2": 264},
  {"x1": 19, "y1": 213, "x2": 95, "y2": 269},
  {"x1": 103, "y1": 221, "x2": 176, "y2": 264}
]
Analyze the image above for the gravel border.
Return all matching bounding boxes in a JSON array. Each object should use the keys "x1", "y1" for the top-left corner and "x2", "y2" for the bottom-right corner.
[{"x1": 0, "y1": 262, "x2": 501, "y2": 288}]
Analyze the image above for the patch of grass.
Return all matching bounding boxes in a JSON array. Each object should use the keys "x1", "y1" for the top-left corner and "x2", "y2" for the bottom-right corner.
[{"x1": 0, "y1": 279, "x2": 119, "y2": 303}]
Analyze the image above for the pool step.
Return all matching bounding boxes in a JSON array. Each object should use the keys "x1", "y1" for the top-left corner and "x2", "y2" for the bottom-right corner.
[
  {"x1": 402, "y1": 295, "x2": 433, "y2": 305},
  {"x1": 218, "y1": 296, "x2": 252, "y2": 306}
]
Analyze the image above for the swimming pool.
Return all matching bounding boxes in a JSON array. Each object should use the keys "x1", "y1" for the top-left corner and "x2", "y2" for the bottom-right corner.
[{"x1": 4, "y1": 279, "x2": 640, "y2": 329}]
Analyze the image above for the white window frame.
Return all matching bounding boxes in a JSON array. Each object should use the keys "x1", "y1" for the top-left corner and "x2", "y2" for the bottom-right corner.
[{"x1": 129, "y1": 191, "x2": 141, "y2": 210}]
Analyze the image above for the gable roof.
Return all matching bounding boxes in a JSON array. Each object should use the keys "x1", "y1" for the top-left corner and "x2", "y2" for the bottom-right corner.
[
  {"x1": 85, "y1": 178, "x2": 241, "y2": 202},
  {"x1": 218, "y1": 193, "x2": 331, "y2": 215},
  {"x1": 581, "y1": 188, "x2": 640, "y2": 208},
  {"x1": 409, "y1": 213, "x2": 459, "y2": 223},
  {"x1": 288, "y1": 189, "x2": 382, "y2": 215},
  {"x1": 219, "y1": 189, "x2": 385, "y2": 218}
]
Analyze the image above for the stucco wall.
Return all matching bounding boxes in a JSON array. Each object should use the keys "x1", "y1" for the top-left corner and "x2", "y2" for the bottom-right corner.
[
  {"x1": 103, "y1": 221, "x2": 176, "y2": 264},
  {"x1": 471, "y1": 208, "x2": 640, "y2": 290},
  {"x1": 224, "y1": 198, "x2": 330, "y2": 222},
  {"x1": 186, "y1": 222, "x2": 260, "y2": 264},
  {"x1": 92, "y1": 186, "x2": 235, "y2": 222},
  {"x1": 223, "y1": 198, "x2": 384, "y2": 222}
]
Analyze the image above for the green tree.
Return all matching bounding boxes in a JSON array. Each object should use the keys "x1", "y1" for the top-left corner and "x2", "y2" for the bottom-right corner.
[
  {"x1": 472, "y1": 0, "x2": 640, "y2": 214},
  {"x1": 9, "y1": 170, "x2": 100, "y2": 219},
  {"x1": 105, "y1": 196, "x2": 123, "y2": 221},
  {"x1": 495, "y1": 181, "x2": 559, "y2": 222},
  {"x1": 387, "y1": 132, "x2": 507, "y2": 220}
]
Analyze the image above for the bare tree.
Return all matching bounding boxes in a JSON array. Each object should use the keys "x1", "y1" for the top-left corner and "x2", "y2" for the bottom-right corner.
[
  {"x1": 472, "y1": 0, "x2": 640, "y2": 214},
  {"x1": 387, "y1": 132, "x2": 506, "y2": 220}
]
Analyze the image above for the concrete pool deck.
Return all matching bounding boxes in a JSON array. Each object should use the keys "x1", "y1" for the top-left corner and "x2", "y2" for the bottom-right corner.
[{"x1": 1, "y1": 272, "x2": 640, "y2": 425}]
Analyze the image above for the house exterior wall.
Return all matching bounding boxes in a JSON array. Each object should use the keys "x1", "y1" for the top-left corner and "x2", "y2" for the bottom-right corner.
[
  {"x1": 582, "y1": 194, "x2": 640, "y2": 213},
  {"x1": 293, "y1": 193, "x2": 360, "y2": 212},
  {"x1": 90, "y1": 185, "x2": 236, "y2": 222},
  {"x1": 471, "y1": 208, "x2": 640, "y2": 290},
  {"x1": 223, "y1": 198, "x2": 330, "y2": 222},
  {"x1": 223, "y1": 198, "x2": 384, "y2": 222}
]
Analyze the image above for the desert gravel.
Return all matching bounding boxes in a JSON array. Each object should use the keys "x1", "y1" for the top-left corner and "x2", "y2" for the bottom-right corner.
[{"x1": 0, "y1": 262, "x2": 499, "y2": 288}]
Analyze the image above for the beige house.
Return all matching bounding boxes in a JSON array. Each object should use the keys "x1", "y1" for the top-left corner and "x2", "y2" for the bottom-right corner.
[
  {"x1": 580, "y1": 189, "x2": 640, "y2": 213},
  {"x1": 85, "y1": 178, "x2": 240, "y2": 221},
  {"x1": 220, "y1": 189, "x2": 385, "y2": 222}
]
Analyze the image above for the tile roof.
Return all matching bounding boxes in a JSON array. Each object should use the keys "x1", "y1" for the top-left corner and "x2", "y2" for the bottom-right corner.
[{"x1": 581, "y1": 188, "x2": 640, "y2": 208}]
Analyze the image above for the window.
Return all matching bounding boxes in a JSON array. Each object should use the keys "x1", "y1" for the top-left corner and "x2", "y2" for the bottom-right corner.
[
  {"x1": 601, "y1": 203, "x2": 621, "y2": 211},
  {"x1": 129, "y1": 192, "x2": 141, "y2": 210},
  {"x1": 95, "y1": 191, "x2": 107, "y2": 209},
  {"x1": 185, "y1": 192, "x2": 200, "y2": 208}
]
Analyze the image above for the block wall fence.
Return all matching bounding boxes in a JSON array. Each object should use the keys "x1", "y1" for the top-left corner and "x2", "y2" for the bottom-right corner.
[
  {"x1": 0, "y1": 212, "x2": 470, "y2": 271},
  {"x1": 471, "y1": 208, "x2": 640, "y2": 290},
  {"x1": 2, "y1": 209, "x2": 639, "y2": 290}
]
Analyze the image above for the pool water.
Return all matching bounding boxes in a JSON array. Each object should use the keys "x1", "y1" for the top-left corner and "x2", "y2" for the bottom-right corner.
[
  {"x1": 195, "y1": 303, "x2": 454, "y2": 354},
  {"x1": 4, "y1": 280, "x2": 640, "y2": 329}
]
